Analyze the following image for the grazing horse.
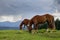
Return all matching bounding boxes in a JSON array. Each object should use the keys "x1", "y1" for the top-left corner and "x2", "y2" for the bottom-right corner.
[
  {"x1": 28, "y1": 14, "x2": 56, "y2": 33},
  {"x1": 20, "y1": 19, "x2": 30, "y2": 30}
]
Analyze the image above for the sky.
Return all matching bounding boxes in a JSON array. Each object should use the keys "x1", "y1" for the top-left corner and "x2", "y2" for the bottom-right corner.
[{"x1": 0, "y1": 0, "x2": 60, "y2": 22}]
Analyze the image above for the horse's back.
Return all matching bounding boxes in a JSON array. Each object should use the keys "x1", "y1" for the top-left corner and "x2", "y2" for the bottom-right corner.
[
  {"x1": 22, "y1": 19, "x2": 30, "y2": 25},
  {"x1": 44, "y1": 14, "x2": 54, "y2": 22},
  {"x1": 30, "y1": 15, "x2": 47, "y2": 24}
]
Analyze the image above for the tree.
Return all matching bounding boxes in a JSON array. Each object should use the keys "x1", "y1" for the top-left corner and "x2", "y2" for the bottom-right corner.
[{"x1": 55, "y1": 18, "x2": 60, "y2": 30}]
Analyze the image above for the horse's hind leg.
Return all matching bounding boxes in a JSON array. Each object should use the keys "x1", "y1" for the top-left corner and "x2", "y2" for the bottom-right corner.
[
  {"x1": 52, "y1": 22, "x2": 56, "y2": 30},
  {"x1": 47, "y1": 22, "x2": 56, "y2": 33},
  {"x1": 50, "y1": 22, "x2": 56, "y2": 32}
]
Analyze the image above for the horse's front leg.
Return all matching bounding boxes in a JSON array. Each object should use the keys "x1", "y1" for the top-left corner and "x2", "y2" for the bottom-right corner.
[
  {"x1": 27, "y1": 23, "x2": 32, "y2": 33},
  {"x1": 28, "y1": 26, "x2": 32, "y2": 33},
  {"x1": 33, "y1": 24, "x2": 38, "y2": 33}
]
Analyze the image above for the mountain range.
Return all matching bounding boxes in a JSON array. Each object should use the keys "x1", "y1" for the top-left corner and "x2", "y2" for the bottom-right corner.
[{"x1": 0, "y1": 21, "x2": 21, "y2": 27}]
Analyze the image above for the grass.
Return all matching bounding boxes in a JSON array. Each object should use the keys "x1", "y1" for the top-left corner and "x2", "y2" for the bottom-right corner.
[{"x1": 0, "y1": 29, "x2": 60, "y2": 40}]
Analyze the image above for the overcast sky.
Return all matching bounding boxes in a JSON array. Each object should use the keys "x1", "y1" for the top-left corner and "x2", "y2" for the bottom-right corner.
[{"x1": 0, "y1": 0, "x2": 60, "y2": 22}]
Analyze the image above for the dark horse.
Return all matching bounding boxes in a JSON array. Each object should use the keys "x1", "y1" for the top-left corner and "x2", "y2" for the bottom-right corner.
[
  {"x1": 28, "y1": 14, "x2": 56, "y2": 33},
  {"x1": 20, "y1": 19, "x2": 30, "y2": 30}
]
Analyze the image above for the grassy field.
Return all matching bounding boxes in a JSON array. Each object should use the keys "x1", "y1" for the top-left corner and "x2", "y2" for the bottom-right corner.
[{"x1": 0, "y1": 29, "x2": 60, "y2": 40}]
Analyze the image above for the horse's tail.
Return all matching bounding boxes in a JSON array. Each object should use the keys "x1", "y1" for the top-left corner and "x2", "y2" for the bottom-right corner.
[{"x1": 52, "y1": 17, "x2": 56, "y2": 30}]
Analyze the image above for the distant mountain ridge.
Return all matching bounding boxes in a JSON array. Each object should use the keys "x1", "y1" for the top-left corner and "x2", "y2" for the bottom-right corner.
[{"x1": 0, "y1": 21, "x2": 21, "y2": 27}]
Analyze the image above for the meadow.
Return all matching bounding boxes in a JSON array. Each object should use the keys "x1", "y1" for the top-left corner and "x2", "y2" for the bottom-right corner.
[{"x1": 0, "y1": 29, "x2": 60, "y2": 40}]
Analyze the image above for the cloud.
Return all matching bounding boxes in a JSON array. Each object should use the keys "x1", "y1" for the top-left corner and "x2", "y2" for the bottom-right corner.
[
  {"x1": 54, "y1": 0, "x2": 60, "y2": 12},
  {"x1": 0, "y1": 0, "x2": 54, "y2": 16},
  {"x1": 0, "y1": 0, "x2": 58, "y2": 22},
  {"x1": 0, "y1": 15, "x2": 22, "y2": 22}
]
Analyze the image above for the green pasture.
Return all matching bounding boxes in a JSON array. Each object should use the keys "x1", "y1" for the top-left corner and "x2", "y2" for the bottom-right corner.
[{"x1": 0, "y1": 29, "x2": 60, "y2": 40}]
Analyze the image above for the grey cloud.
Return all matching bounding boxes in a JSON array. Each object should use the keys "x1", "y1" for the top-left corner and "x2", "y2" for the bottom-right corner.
[
  {"x1": 0, "y1": 0, "x2": 55, "y2": 16},
  {"x1": 54, "y1": 0, "x2": 60, "y2": 12},
  {"x1": 56, "y1": 0, "x2": 60, "y2": 4}
]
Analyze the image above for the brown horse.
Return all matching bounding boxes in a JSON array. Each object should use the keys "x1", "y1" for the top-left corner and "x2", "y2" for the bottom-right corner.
[
  {"x1": 28, "y1": 14, "x2": 56, "y2": 33},
  {"x1": 20, "y1": 19, "x2": 30, "y2": 30}
]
